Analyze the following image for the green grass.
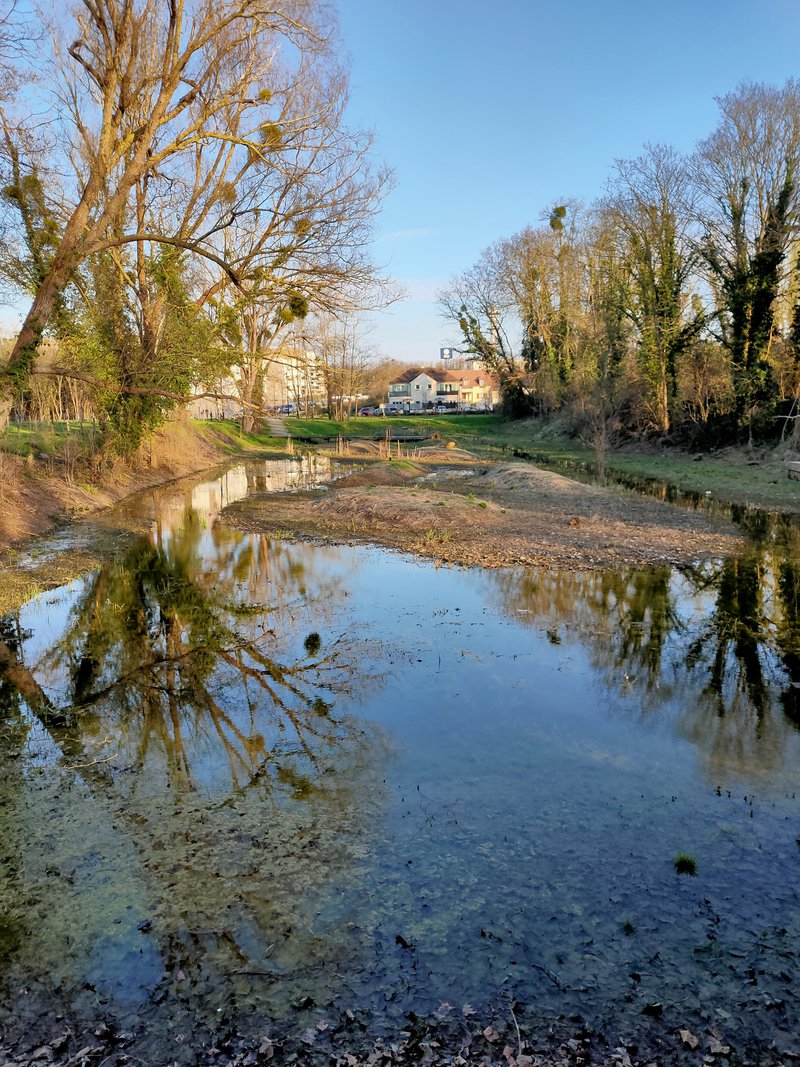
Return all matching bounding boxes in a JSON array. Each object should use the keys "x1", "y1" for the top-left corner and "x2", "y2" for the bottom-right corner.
[
  {"x1": 286, "y1": 413, "x2": 508, "y2": 446},
  {"x1": 674, "y1": 853, "x2": 698, "y2": 876},
  {"x1": 192, "y1": 418, "x2": 288, "y2": 453},
  {"x1": 275, "y1": 412, "x2": 800, "y2": 512},
  {"x1": 521, "y1": 441, "x2": 800, "y2": 512},
  {"x1": 456, "y1": 416, "x2": 800, "y2": 513},
  {"x1": 0, "y1": 421, "x2": 100, "y2": 457}
]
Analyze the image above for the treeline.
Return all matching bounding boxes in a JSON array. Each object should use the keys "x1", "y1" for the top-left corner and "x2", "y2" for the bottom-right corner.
[
  {"x1": 439, "y1": 81, "x2": 800, "y2": 448},
  {"x1": 0, "y1": 1, "x2": 392, "y2": 454}
]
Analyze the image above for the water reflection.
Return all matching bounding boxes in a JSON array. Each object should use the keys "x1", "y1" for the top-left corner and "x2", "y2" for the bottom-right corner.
[
  {"x1": 3, "y1": 459, "x2": 800, "y2": 1061},
  {"x1": 138, "y1": 453, "x2": 338, "y2": 541},
  {"x1": 489, "y1": 546, "x2": 800, "y2": 782},
  {"x1": 0, "y1": 469, "x2": 390, "y2": 1047}
]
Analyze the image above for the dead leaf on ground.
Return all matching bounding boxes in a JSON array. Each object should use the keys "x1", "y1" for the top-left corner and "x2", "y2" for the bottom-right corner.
[{"x1": 680, "y1": 1028, "x2": 700, "y2": 1049}]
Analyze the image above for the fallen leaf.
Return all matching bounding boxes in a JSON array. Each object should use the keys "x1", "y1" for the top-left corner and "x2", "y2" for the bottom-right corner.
[
  {"x1": 258, "y1": 1036, "x2": 273, "y2": 1060},
  {"x1": 680, "y1": 1029, "x2": 700, "y2": 1049}
]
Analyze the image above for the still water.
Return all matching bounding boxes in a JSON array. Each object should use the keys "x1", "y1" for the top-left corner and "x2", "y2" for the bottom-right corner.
[{"x1": 2, "y1": 458, "x2": 800, "y2": 1062}]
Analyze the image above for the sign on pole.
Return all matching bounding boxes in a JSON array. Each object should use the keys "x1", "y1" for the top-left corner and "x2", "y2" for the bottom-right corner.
[{"x1": 440, "y1": 347, "x2": 453, "y2": 360}]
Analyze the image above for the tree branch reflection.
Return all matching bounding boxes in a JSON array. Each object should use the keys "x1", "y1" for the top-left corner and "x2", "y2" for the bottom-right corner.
[
  {"x1": 490, "y1": 544, "x2": 800, "y2": 782},
  {"x1": 0, "y1": 520, "x2": 389, "y2": 1038}
]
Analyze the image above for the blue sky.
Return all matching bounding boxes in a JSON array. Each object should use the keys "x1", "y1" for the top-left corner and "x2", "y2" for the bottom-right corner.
[{"x1": 335, "y1": 0, "x2": 800, "y2": 364}]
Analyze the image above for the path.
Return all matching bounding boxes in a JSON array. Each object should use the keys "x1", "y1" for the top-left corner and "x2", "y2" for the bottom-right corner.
[{"x1": 265, "y1": 417, "x2": 289, "y2": 438}]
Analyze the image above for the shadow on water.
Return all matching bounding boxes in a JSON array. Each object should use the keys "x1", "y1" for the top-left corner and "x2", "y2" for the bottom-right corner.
[{"x1": 2, "y1": 457, "x2": 800, "y2": 1062}]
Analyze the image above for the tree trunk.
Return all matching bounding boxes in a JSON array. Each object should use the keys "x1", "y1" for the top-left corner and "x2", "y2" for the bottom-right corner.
[{"x1": 0, "y1": 176, "x2": 102, "y2": 429}]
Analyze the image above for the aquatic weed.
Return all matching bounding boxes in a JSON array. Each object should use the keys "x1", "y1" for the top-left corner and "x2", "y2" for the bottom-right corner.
[{"x1": 674, "y1": 853, "x2": 697, "y2": 876}]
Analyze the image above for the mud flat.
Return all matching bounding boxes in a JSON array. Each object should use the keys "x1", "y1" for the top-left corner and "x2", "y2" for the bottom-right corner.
[{"x1": 222, "y1": 460, "x2": 745, "y2": 569}]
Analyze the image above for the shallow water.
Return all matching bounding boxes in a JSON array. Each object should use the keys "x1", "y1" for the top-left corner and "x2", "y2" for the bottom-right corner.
[{"x1": 2, "y1": 458, "x2": 800, "y2": 1061}]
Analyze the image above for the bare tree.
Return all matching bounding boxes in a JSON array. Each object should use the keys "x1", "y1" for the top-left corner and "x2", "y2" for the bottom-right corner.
[
  {"x1": 693, "y1": 80, "x2": 800, "y2": 443},
  {"x1": 500, "y1": 202, "x2": 587, "y2": 412},
  {"x1": 438, "y1": 245, "x2": 534, "y2": 416},
  {"x1": 202, "y1": 73, "x2": 395, "y2": 431},
  {"x1": 0, "y1": 0, "x2": 329, "y2": 428},
  {"x1": 308, "y1": 314, "x2": 374, "y2": 422},
  {"x1": 604, "y1": 144, "x2": 702, "y2": 433}
]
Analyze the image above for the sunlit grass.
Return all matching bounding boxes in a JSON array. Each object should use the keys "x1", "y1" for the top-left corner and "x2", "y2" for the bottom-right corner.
[
  {"x1": 192, "y1": 418, "x2": 286, "y2": 453},
  {"x1": 0, "y1": 421, "x2": 100, "y2": 457},
  {"x1": 286, "y1": 413, "x2": 507, "y2": 446}
]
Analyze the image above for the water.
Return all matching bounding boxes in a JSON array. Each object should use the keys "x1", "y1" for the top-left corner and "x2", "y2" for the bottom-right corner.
[{"x1": 2, "y1": 458, "x2": 800, "y2": 1062}]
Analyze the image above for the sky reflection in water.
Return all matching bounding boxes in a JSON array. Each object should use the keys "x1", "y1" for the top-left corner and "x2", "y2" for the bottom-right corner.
[{"x1": 1, "y1": 459, "x2": 800, "y2": 1057}]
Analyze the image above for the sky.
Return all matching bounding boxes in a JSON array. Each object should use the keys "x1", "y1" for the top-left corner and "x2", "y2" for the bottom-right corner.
[{"x1": 334, "y1": 0, "x2": 800, "y2": 364}]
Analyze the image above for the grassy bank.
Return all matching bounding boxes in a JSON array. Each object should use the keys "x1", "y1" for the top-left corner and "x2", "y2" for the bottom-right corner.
[
  {"x1": 511, "y1": 422, "x2": 800, "y2": 513},
  {"x1": 6, "y1": 412, "x2": 797, "y2": 525},
  {"x1": 3, "y1": 413, "x2": 800, "y2": 620}
]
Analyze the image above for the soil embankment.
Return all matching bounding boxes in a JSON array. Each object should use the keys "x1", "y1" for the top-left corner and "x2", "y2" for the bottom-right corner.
[
  {"x1": 223, "y1": 459, "x2": 744, "y2": 569},
  {"x1": 0, "y1": 422, "x2": 248, "y2": 615},
  {"x1": 0, "y1": 421, "x2": 236, "y2": 545}
]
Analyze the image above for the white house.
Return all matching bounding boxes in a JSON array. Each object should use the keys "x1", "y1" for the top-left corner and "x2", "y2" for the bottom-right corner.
[{"x1": 387, "y1": 367, "x2": 498, "y2": 411}]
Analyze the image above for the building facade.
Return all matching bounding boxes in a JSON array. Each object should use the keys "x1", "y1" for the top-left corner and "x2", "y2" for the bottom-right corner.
[{"x1": 387, "y1": 367, "x2": 498, "y2": 412}]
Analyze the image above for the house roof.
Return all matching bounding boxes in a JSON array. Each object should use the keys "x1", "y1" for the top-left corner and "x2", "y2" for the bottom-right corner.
[
  {"x1": 458, "y1": 369, "x2": 499, "y2": 386},
  {"x1": 389, "y1": 368, "x2": 427, "y2": 384},
  {"x1": 387, "y1": 366, "x2": 500, "y2": 388}
]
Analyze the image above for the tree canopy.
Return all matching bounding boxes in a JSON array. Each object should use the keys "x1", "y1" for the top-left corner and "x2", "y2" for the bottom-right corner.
[
  {"x1": 0, "y1": 0, "x2": 393, "y2": 449},
  {"x1": 439, "y1": 80, "x2": 800, "y2": 447}
]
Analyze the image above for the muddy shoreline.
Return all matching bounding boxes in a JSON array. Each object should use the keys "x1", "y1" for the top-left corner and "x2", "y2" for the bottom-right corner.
[
  {"x1": 222, "y1": 459, "x2": 745, "y2": 570},
  {"x1": 0, "y1": 427, "x2": 290, "y2": 615}
]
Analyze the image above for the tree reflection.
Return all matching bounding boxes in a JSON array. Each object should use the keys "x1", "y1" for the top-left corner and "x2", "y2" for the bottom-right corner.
[
  {"x1": 490, "y1": 534, "x2": 800, "y2": 781},
  {"x1": 684, "y1": 555, "x2": 770, "y2": 716},
  {"x1": 0, "y1": 514, "x2": 388, "y2": 1045},
  {"x1": 9, "y1": 513, "x2": 377, "y2": 798},
  {"x1": 777, "y1": 557, "x2": 800, "y2": 724},
  {"x1": 492, "y1": 565, "x2": 680, "y2": 697}
]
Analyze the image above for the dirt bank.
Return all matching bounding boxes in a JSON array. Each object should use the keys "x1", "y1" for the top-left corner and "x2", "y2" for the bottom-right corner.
[
  {"x1": 0, "y1": 422, "x2": 258, "y2": 615},
  {"x1": 0, "y1": 421, "x2": 234, "y2": 546},
  {"x1": 222, "y1": 459, "x2": 745, "y2": 569}
]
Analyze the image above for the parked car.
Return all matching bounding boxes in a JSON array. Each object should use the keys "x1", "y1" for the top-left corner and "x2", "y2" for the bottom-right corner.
[
  {"x1": 358, "y1": 406, "x2": 372, "y2": 416},
  {"x1": 385, "y1": 405, "x2": 402, "y2": 416}
]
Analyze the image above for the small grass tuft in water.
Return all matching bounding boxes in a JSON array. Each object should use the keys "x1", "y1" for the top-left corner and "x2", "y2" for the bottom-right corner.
[
  {"x1": 674, "y1": 853, "x2": 697, "y2": 876},
  {"x1": 304, "y1": 632, "x2": 321, "y2": 656}
]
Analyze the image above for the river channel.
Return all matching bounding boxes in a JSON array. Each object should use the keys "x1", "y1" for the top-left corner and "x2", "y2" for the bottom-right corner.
[{"x1": 1, "y1": 457, "x2": 800, "y2": 1064}]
